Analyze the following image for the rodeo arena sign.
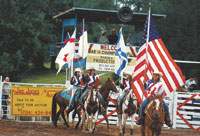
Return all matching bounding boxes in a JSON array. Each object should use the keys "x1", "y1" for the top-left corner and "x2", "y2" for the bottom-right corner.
[{"x1": 1, "y1": 7, "x2": 200, "y2": 136}]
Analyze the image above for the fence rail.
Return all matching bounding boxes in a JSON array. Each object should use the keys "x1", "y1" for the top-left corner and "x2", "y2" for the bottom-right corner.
[{"x1": 0, "y1": 80, "x2": 200, "y2": 130}]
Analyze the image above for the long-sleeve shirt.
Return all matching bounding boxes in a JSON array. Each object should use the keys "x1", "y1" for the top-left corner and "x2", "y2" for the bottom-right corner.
[
  {"x1": 144, "y1": 79, "x2": 165, "y2": 98},
  {"x1": 70, "y1": 75, "x2": 84, "y2": 86},
  {"x1": 84, "y1": 74, "x2": 99, "y2": 87},
  {"x1": 120, "y1": 79, "x2": 131, "y2": 91}
]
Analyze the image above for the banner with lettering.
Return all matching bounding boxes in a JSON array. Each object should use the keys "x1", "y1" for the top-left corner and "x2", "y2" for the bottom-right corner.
[
  {"x1": 86, "y1": 44, "x2": 137, "y2": 72},
  {"x1": 11, "y1": 86, "x2": 66, "y2": 116}
]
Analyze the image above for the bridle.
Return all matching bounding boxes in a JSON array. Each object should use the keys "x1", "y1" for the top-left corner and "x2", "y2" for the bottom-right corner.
[
  {"x1": 145, "y1": 98, "x2": 164, "y2": 122},
  {"x1": 87, "y1": 88, "x2": 99, "y2": 110}
]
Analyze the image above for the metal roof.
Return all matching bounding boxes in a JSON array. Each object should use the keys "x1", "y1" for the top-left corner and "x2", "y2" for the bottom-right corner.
[{"x1": 53, "y1": 7, "x2": 166, "y2": 26}]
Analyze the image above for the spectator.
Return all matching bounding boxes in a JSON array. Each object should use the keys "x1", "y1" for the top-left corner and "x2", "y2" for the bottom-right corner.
[
  {"x1": 2, "y1": 77, "x2": 11, "y2": 119},
  {"x1": 99, "y1": 30, "x2": 109, "y2": 44},
  {"x1": 108, "y1": 28, "x2": 118, "y2": 44},
  {"x1": 185, "y1": 75, "x2": 197, "y2": 92}
]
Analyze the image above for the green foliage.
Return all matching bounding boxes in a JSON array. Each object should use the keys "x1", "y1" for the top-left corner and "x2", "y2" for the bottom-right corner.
[{"x1": 1, "y1": 0, "x2": 200, "y2": 81}]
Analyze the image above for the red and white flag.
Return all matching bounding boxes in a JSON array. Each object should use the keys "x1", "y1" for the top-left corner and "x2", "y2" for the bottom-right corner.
[
  {"x1": 55, "y1": 29, "x2": 76, "y2": 74},
  {"x1": 131, "y1": 10, "x2": 185, "y2": 104}
]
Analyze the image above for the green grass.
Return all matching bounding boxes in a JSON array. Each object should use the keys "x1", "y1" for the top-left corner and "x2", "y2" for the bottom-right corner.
[
  {"x1": 20, "y1": 70, "x2": 66, "y2": 84},
  {"x1": 20, "y1": 62, "x2": 120, "y2": 84}
]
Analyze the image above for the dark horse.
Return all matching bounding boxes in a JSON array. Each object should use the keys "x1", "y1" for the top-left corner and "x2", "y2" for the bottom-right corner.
[
  {"x1": 141, "y1": 95, "x2": 165, "y2": 136},
  {"x1": 51, "y1": 85, "x2": 87, "y2": 129},
  {"x1": 81, "y1": 78, "x2": 119, "y2": 130}
]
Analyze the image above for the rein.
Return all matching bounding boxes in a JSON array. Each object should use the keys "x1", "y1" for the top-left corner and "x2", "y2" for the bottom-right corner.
[{"x1": 145, "y1": 98, "x2": 164, "y2": 123}]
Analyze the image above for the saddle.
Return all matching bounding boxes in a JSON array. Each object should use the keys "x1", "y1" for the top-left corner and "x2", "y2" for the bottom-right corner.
[
  {"x1": 60, "y1": 88, "x2": 81, "y2": 102},
  {"x1": 119, "y1": 90, "x2": 130, "y2": 106}
]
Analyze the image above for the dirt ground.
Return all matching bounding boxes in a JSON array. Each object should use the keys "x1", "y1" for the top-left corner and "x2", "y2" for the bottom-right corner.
[{"x1": 0, "y1": 119, "x2": 199, "y2": 136}]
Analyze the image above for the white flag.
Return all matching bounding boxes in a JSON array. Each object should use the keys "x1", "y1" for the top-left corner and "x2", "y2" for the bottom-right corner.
[
  {"x1": 78, "y1": 19, "x2": 89, "y2": 59},
  {"x1": 55, "y1": 29, "x2": 76, "y2": 74}
]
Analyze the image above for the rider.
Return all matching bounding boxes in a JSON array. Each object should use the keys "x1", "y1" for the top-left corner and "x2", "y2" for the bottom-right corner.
[
  {"x1": 68, "y1": 68, "x2": 84, "y2": 110},
  {"x1": 117, "y1": 71, "x2": 132, "y2": 111},
  {"x1": 80, "y1": 67, "x2": 106, "y2": 110},
  {"x1": 136, "y1": 71, "x2": 173, "y2": 127}
]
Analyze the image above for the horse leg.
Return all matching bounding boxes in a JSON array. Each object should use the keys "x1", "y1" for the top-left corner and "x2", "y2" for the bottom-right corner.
[
  {"x1": 89, "y1": 114, "x2": 94, "y2": 133},
  {"x1": 141, "y1": 124, "x2": 145, "y2": 136},
  {"x1": 54, "y1": 110, "x2": 61, "y2": 127},
  {"x1": 118, "y1": 113, "x2": 122, "y2": 136},
  {"x1": 81, "y1": 111, "x2": 86, "y2": 130},
  {"x1": 75, "y1": 109, "x2": 81, "y2": 129},
  {"x1": 130, "y1": 114, "x2": 136, "y2": 136},
  {"x1": 61, "y1": 109, "x2": 69, "y2": 128},
  {"x1": 156, "y1": 128, "x2": 161, "y2": 136},
  {"x1": 123, "y1": 114, "x2": 128, "y2": 136},
  {"x1": 71, "y1": 110, "x2": 76, "y2": 128},
  {"x1": 92, "y1": 110, "x2": 98, "y2": 133},
  {"x1": 103, "y1": 109, "x2": 109, "y2": 130},
  {"x1": 86, "y1": 113, "x2": 90, "y2": 131},
  {"x1": 145, "y1": 126, "x2": 152, "y2": 136}
]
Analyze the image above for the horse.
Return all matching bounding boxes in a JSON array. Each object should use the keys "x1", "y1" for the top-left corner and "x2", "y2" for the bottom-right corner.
[
  {"x1": 80, "y1": 78, "x2": 119, "y2": 130},
  {"x1": 141, "y1": 95, "x2": 165, "y2": 136},
  {"x1": 81, "y1": 86, "x2": 99, "y2": 133},
  {"x1": 117, "y1": 90, "x2": 137, "y2": 136},
  {"x1": 51, "y1": 85, "x2": 87, "y2": 129},
  {"x1": 98, "y1": 78, "x2": 119, "y2": 129}
]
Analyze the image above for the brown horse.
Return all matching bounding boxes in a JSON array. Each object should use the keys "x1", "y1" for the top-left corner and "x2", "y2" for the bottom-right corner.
[
  {"x1": 51, "y1": 86, "x2": 87, "y2": 129},
  {"x1": 98, "y1": 78, "x2": 119, "y2": 129},
  {"x1": 141, "y1": 95, "x2": 165, "y2": 136},
  {"x1": 117, "y1": 90, "x2": 137, "y2": 136}
]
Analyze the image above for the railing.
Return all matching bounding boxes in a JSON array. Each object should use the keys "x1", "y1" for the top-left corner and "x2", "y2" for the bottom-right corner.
[{"x1": 0, "y1": 81, "x2": 200, "y2": 130}]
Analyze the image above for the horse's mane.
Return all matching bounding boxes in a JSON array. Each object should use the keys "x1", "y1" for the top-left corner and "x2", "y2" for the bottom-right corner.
[
  {"x1": 153, "y1": 94, "x2": 163, "y2": 100},
  {"x1": 99, "y1": 79, "x2": 112, "y2": 91}
]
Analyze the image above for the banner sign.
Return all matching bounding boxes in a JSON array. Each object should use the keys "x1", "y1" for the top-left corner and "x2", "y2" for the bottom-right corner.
[
  {"x1": 86, "y1": 44, "x2": 137, "y2": 72},
  {"x1": 11, "y1": 86, "x2": 66, "y2": 116}
]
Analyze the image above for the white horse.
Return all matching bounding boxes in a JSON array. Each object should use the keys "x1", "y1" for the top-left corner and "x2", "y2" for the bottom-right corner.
[
  {"x1": 81, "y1": 87, "x2": 99, "y2": 133},
  {"x1": 117, "y1": 90, "x2": 138, "y2": 136}
]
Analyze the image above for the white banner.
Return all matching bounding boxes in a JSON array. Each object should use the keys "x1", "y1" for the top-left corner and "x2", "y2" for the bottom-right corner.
[{"x1": 86, "y1": 44, "x2": 137, "y2": 72}]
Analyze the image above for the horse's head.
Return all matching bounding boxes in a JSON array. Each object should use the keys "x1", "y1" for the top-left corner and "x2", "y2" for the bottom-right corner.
[
  {"x1": 105, "y1": 78, "x2": 119, "y2": 93},
  {"x1": 150, "y1": 95, "x2": 164, "y2": 120},
  {"x1": 90, "y1": 86, "x2": 98, "y2": 102}
]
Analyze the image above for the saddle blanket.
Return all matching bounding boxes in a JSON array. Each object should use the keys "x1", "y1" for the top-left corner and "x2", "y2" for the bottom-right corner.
[{"x1": 60, "y1": 88, "x2": 81, "y2": 102}]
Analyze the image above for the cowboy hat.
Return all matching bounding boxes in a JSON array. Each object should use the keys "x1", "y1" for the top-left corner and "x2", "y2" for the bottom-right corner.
[
  {"x1": 152, "y1": 70, "x2": 163, "y2": 77},
  {"x1": 87, "y1": 66, "x2": 95, "y2": 71},
  {"x1": 123, "y1": 71, "x2": 132, "y2": 76},
  {"x1": 101, "y1": 30, "x2": 107, "y2": 34},
  {"x1": 74, "y1": 68, "x2": 82, "y2": 73}
]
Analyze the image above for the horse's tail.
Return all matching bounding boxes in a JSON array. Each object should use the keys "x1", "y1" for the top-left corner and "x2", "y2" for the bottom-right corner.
[{"x1": 52, "y1": 93, "x2": 57, "y2": 122}]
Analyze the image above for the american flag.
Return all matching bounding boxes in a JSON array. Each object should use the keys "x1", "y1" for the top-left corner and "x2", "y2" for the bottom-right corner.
[{"x1": 131, "y1": 10, "x2": 185, "y2": 104}]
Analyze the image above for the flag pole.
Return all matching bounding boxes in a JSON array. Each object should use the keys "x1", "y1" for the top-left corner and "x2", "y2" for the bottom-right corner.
[
  {"x1": 142, "y1": 7, "x2": 151, "y2": 99},
  {"x1": 81, "y1": 18, "x2": 85, "y2": 76}
]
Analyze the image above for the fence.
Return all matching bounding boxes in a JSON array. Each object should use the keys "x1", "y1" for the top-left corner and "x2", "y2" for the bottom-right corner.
[{"x1": 0, "y1": 80, "x2": 200, "y2": 130}]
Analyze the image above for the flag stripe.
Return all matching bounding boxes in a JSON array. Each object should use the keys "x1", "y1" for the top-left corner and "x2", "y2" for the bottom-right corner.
[
  {"x1": 153, "y1": 40, "x2": 181, "y2": 88},
  {"x1": 157, "y1": 39, "x2": 185, "y2": 83},
  {"x1": 148, "y1": 44, "x2": 174, "y2": 91}
]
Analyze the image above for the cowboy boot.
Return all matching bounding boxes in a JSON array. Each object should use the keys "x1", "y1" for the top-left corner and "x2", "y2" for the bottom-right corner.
[
  {"x1": 165, "y1": 113, "x2": 173, "y2": 127},
  {"x1": 136, "y1": 109, "x2": 145, "y2": 125}
]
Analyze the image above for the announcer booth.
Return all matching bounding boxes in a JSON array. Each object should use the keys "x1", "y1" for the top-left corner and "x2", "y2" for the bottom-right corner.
[{"x1": 51, "y1": 7, "x2": 166, "y2": 75}]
